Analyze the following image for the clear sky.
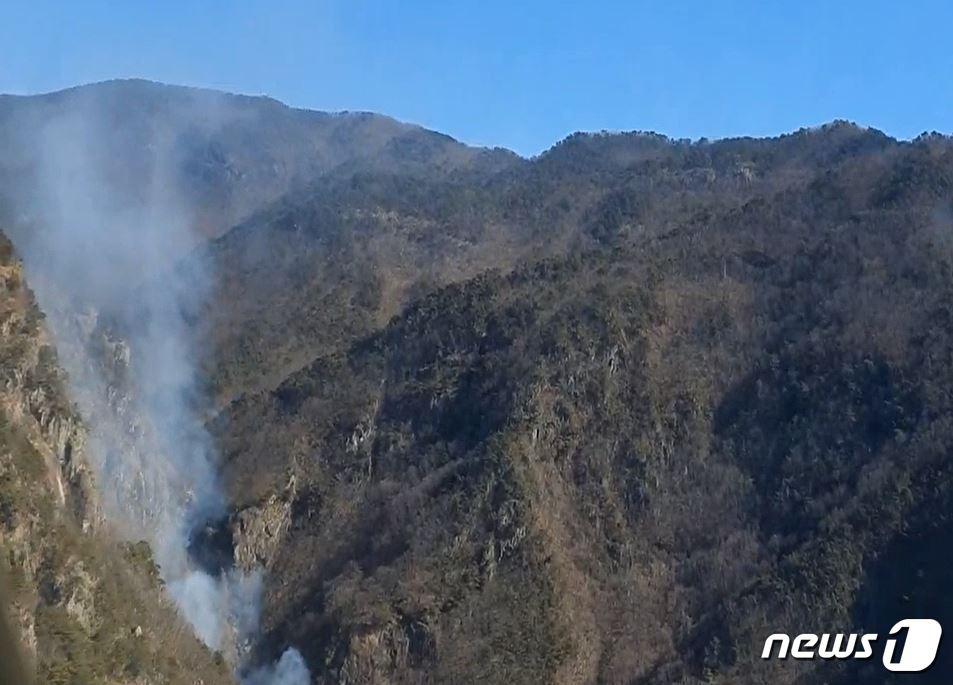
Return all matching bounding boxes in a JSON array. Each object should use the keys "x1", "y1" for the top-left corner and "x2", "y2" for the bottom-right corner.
[{"x1": 2, "y1": 1, "x2": 952, "y2": 156}]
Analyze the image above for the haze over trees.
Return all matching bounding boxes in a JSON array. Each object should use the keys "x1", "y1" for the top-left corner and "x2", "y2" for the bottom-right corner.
[{"x1": 2, "y1": 80, "x2": 953, "y2": 683}]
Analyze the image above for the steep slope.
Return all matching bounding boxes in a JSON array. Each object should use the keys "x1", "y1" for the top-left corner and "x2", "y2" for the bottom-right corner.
[
  {"x1": 7, "y1": 78, "x2": 953, "y2": 683},
  {"x1": 0, "y1": 231, "x2": 232, "y2": 684},
  {"x1": 213, "y1": 131, "x2": 953, "y2": 683}
]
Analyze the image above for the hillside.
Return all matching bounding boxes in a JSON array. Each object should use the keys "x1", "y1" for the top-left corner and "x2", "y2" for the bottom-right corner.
[
  {"x1": 197, "y1": 122, "x2": 893, "y2": 404},
  {"x1": 213, "y1": 127, "x2": 953, "y2": 683},
  {"x1": 0, "y1": 231, "x2": 231, "y2": 684},
  {"x1": 3, "y1": 80, "x2": 953, "y2": 684}
]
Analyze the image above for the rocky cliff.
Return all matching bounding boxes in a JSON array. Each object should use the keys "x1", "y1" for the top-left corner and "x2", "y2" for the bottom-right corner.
[{"x1": 0, "y1": 230, "x2": 231, "y2": 685}]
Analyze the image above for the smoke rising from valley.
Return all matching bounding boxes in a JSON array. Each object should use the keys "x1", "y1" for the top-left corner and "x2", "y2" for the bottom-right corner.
[{"x1": 5, "y1": 87, "x2": 308, "y2": 684}]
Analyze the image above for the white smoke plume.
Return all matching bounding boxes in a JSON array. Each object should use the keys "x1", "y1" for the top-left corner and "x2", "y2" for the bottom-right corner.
[
  {"x1": 245, "y1": 648, "x2": 311, "y2": 685},
  {"x1": 5, "y1": 86, "x2": 309, "y2": 684}
]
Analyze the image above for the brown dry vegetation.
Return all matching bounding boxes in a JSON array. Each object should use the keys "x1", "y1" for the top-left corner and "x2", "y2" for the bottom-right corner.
[
  {"x1": 209, "y1": 124, "x2": 953, "y2": 683},
  {"x1": 6, "y1": 81, "x2": 953, "y2": 684}
]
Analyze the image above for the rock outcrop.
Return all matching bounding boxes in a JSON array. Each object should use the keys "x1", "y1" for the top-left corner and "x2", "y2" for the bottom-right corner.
[{"x1": 0, "y1": 231, "x2": 231, "y2": 685}]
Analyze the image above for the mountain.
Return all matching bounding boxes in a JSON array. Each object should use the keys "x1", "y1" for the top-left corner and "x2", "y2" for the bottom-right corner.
[
  {"x1": 0, "y1": 79, "x2": 517, "y2": 245},
  {"x1": 3, "y1": 80, "x2": 953, "y2": 684},
  {"x1": 213, "y1": 125, "x2": 953, "y2": 683}
]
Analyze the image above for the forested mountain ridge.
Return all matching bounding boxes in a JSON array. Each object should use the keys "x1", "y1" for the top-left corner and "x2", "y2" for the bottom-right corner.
[
  {"x1": 3, "y1": 80, "x2": 953, "y2": 684},
  {"x1": 213, "y1": 125, "x2": 953, "y2": 683},
  {"x1": 196, "y1": 119, "x2": 902, "y2": 405}
]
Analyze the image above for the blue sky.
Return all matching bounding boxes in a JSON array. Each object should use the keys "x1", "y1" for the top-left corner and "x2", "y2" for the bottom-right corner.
[{"x1": 2, "y1": 1, "x2": 952, "y2": 156}]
